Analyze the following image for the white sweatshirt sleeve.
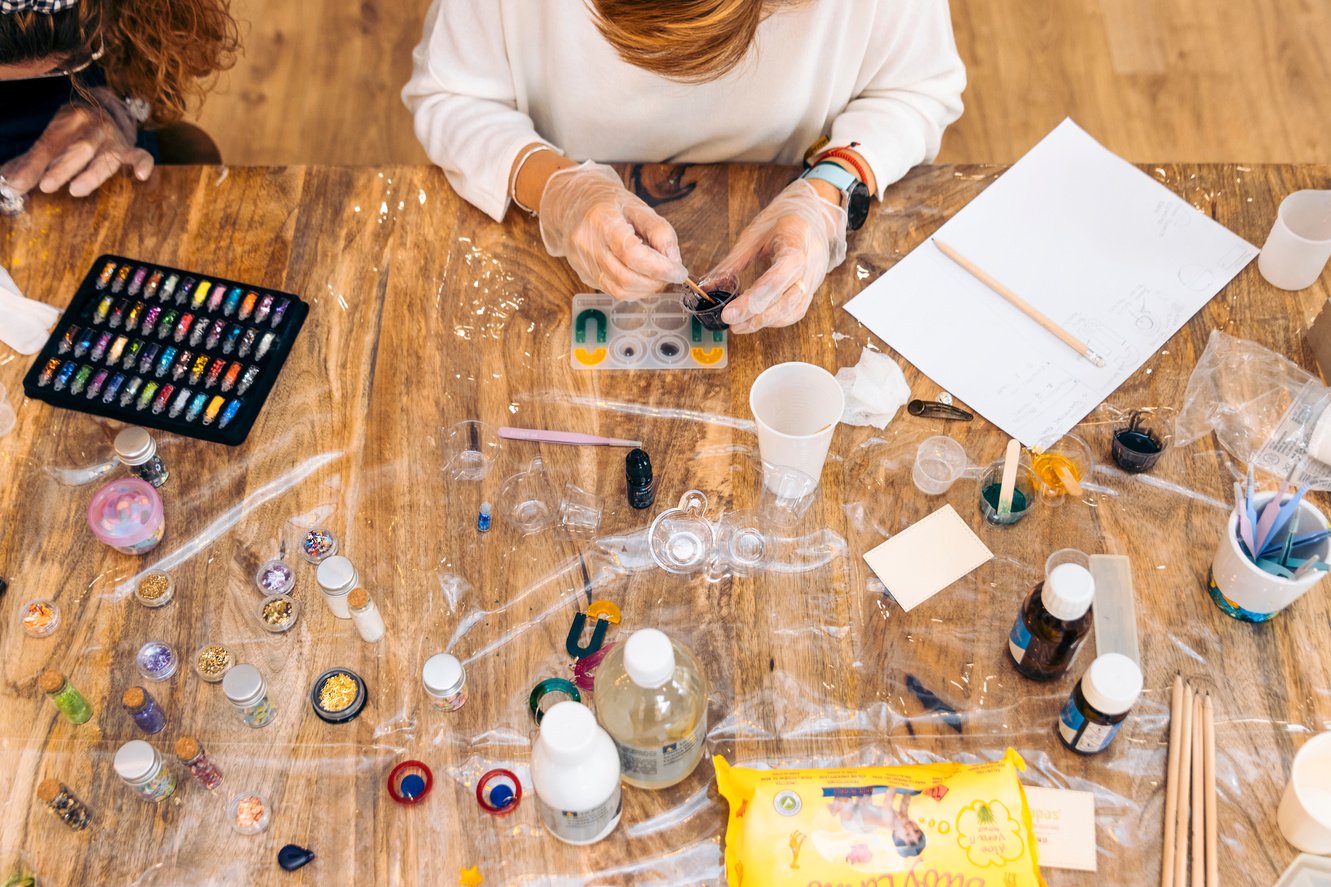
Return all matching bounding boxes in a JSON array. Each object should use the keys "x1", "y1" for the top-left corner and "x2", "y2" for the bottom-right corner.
[
  {"x1": 826, "y1": 0, "x2": 967, "y2": 198},
  {"x1": 402, "y1": 0, "x2": 543, "y2": 222}
]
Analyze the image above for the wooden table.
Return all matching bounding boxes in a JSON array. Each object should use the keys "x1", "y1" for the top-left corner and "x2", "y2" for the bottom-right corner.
[{"x1": 1, "y1": 162, "x2": 1328, "y2": 886}]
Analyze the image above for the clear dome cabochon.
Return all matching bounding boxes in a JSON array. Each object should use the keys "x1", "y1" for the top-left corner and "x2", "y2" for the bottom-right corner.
[{"x1": 648, "y1": 491, "x2": 715, "y2": 574}]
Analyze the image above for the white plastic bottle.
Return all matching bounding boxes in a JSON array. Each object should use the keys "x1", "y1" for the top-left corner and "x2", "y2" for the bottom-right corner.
[
  {"x1": 596, "y1": 628, "x2": 708, "y2": 789},
  {"x1": 530, "y1": 701, "x2": 622, "y2": 845}
]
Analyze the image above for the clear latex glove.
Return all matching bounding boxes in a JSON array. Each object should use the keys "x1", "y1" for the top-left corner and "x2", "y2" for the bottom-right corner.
[
  {"x1": 0, "y1": 89, "x2": 153, "y2": 199},
  {"x1": 702, "y1": 179, "x2": 848, "y2": 334},
  {"x1": 539, "y1": 161, "x2": 688, "y2": 300}
]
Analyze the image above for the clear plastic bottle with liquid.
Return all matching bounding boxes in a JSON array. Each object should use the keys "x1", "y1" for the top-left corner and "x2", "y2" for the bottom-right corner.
[{"x1": 596, "y1": 628, "x2": 708, "y2": 789}]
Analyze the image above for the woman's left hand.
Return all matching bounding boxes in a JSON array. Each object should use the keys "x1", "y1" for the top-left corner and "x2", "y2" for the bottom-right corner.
[
  {"x1": 0, "y1": 89, "x2": 153, "y2": 198},
  {"x1": 702, "y1": 179, "x2": 848, "y2": 334}
]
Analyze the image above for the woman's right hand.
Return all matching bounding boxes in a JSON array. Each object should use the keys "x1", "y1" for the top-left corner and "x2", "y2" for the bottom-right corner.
[{"x1": 539, "y1": 161, "x2": 687, "y2": 300}]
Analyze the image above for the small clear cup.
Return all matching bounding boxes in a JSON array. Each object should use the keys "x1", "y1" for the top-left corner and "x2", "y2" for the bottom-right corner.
[
  {"x1": 443, "y1": 419, "x2": 499, "y2": 481},
  {"x1": 649, "y1": 491, "x2": 715, "y2": 574},
  {"x1": 978, "y1": 457, "x2": 1036, "y2": 526},
  {"x1": 497, "y1": 458, "x2": 557, "y2": 534},
  {"x1": 557, "y1": 483, "x2": 604, "y2": 538},
  {"x1": 758, "y1": 462, "x2": 818, "y2": 528},
  {"x1": 912, "y1": 436, "x2": 968, "y2": 495}
]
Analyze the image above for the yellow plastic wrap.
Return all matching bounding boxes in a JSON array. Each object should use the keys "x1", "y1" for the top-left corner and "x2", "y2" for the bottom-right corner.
[{"x1": 715, "y1": 750, "x2": 1045, "y2": 887}]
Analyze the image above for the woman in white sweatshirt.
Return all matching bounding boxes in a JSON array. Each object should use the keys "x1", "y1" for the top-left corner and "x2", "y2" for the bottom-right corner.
[{"x1": 403, "y1": 0, "x2": 965, "y2": 333}]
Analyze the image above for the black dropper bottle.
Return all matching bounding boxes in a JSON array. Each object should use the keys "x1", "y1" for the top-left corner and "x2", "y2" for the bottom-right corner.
[{"x1": 626, "y1": 449, "x2": 655, "y2": 509}]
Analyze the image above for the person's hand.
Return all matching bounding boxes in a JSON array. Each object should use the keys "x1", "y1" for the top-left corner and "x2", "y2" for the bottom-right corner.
[
  {"x1": 0, "y1": 90, "x2": 153, "y2": 199},
  {"x1": 539, "y1": 161, "x2": 687, "y2": 300},
  {"x1": 702, "y1": 179, "x2": 848, "y2": 333}
]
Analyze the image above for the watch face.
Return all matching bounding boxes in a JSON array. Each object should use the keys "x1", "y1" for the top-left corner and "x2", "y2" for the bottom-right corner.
[{"x1": 846, "y1": 181, "x2": 871, "y2": 231}]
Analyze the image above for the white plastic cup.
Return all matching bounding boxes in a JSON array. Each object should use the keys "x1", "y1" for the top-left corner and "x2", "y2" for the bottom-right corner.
[
  {"x1": 749, "y1": 362, "x2": 844, "y2": 490},
  {"x1": 1278, "y1": 732, "x2": 1331, "y2": 854},
  {"x1": 1259, "y1": 190, "x2": 1331, "y2": 291},
  {"x1": 1208, "y1": 493, "x2": 1329, "y2": 622},
  {"x1": 912, "y1": 436, "x2": 968, "y2": 495}
]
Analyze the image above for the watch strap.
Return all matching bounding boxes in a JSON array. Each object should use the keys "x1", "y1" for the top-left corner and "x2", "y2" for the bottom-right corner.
[{"x1": 799, "y1": 161, "x2": 858, "y2": 197}]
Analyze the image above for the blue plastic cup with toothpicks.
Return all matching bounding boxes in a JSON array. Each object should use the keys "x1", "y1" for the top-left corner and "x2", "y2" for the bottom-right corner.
[{"x1": 1209, "y1": 484, "x2": 1331, "y2": 622}]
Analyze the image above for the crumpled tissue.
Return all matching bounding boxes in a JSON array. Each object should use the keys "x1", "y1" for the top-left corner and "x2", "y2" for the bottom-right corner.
[
  {"x1": 0, "y1": 265, "x2": 59, "y2": 355},
  {"x1": 836, "y1": 346, "x2": 910, "y2": 428}
]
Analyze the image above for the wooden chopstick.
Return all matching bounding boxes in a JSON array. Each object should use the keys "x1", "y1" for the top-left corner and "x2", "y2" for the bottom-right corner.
[
  {"x1": 683, "y1": 276, "x2": 715, "y2": 303},
  {"x1": 1191, "y1": 692, "x2": 1204, "y2": 887},
  {"x1": 932, "y1": 238, "x2": 1107, "y2": 367},
  {"x1": 1173, "y1": 682, "x2": 1193, "y2": 887},
  {"x1": 1203, "y1": 693, "x2": 1219, "y2": 887},
  {"x1": 1161, "y1": 674, "x2": 1184, "y2": 887}
]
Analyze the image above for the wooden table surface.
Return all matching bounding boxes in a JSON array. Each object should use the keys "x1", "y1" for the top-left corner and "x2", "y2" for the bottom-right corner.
[{"x1": 1, "y1": 162, "x2": 1329, "y2": 886}]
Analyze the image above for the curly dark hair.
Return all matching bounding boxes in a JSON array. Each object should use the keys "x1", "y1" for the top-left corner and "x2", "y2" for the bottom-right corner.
[{"x1": 0, "y1": 0, "x2": 240, "y2": 126}]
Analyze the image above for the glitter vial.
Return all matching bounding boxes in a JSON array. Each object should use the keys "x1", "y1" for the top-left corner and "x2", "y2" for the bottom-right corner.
[
  {"x1": 477, "y1": 502, "x2": 492, "y2": 533},
  {"x1": 113, "y1": 740, "x2": 176, "y2": 802},
  {"x1": 1057, "y1": 653, "x2": 1144, "y2": 755},
  {"x1": 315, "y1": 555, "x2": 358, "y2": 620},
  {"x1": 39, "y1": 670, "x2": 93, "y2": 724},
  {"x1": 347, "y1": 587, "x2": 385, "y2": 643},
  {"x1": 36, "y1": 779, "x2": 92, "y2": 831},
  {"x1": 422, "y1": 652, "x2": 468, "y2": 712},
  {"x1": 114, "y1": 426, "x2": 170, "y2": 488},
  {"x1": 121, "y1": 686, "x2": 167, "y2": 734},
  {"x1": 175, "y1": 736, "x2": 224, "y2": 790},
  {"x1": 223, "y1": 663, "x2": 278, "y2": 728}
]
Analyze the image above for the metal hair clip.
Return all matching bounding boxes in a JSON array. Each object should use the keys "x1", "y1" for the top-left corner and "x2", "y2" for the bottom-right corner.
[{"x1": 907, "y1": 399, "x2": 974, "y2": 421}]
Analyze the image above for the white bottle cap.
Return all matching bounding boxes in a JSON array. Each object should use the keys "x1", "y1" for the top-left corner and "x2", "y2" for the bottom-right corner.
[
  {"x1": 624, "y1": 628, "x2": 676, "y2": 688},
  {"x1": 316, "y1": 556, "x2": 356, "y2": 594},
  {"x1": 222, "y1": 663, "x2": 264, "y2": 705},
  {"x1": 1081, "y1": 653, "x2": 1143, "y2": 716},
  {"x1": 1044, "y1": 563, "x2": 1095, "y2": 621},
  {"x1": 113, "y1": 739, "x2": 156, "y2": 781},
  {"x1": 539, "y1": 701, "x2": 597, "y2": 765},
  {"x1": 422, "y1": 653, "x2": 464, "y2": 695},
  {"x1": 114, "y1": 426, "x2": 155, "y2": 466}
]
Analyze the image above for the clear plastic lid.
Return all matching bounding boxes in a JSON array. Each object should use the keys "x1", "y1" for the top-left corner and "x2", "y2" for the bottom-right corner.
[
  {"x1": 1081, "y1": 653, "x2": 1144, "y2": 716},
  {"x1": 624, "y1": 629, "x2": 675, "y2": 688},
  {"x1": 1044, "y1": 562, "x2": 1096, "y2": 621}
]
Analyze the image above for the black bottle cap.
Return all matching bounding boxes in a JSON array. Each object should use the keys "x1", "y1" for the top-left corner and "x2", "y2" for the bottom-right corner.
[
  {"x1": 278, "y1": 844, "x2": 316, "y2": 872},
  {"x1": 626, "y1": 448, "x2": 652, "y2": 481}
]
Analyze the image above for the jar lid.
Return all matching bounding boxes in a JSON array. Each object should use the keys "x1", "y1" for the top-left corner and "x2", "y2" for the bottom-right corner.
[
  {"x1": 122, "y1": 687, "x2": 146, "y2": 708},
  {"x1": 87, "y1": 477, "x2": 162, "y2": 544},
  {"x1": 316, "y1": 556, "x2": 356, "y2": 593},
  {"x1": 223, "y1": 663, "x2": 264, "y2": 704},
  {"x1": 36, "y1": 779, "x2": 61, "y2": 802},
  {"x1": 114, "y1": 426, "x2": 155, "y2": 465},
  {"x1": 175, "y1": 736, "x2": 200, "y2": 759},
  {"x1": 347, "y1": 587, "x2": 369, "y2": 610},
  {"x1": 538, "y1": 701, "x2": 597, "y2": 764},
  {"x1": 1044, "y1": 563, "x2": 1095, "y2": 621},
  {"x1": 38, "y1": 670, "x2": 64, "y2": 693},
  {"x1": 624, "y1": 628, "x2": 675, "y2": 688},
  {"x1": 114, "y1": 740, "x2": 156, "y2": 780},
  {"x1": 422, "y1": 653, "x2": 463, "y2": 694},
  {"x1": 1081, "y1": 653, "x2": 1143, "y2": 716}
]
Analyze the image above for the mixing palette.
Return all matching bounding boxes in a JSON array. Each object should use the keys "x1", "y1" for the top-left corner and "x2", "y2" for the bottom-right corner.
[
  {"x1": 569, "y1": 294, "x2": 727, "y2": 371},
  {"x1": 22, "y1": 255, "x2": 308, "y2": 445}
]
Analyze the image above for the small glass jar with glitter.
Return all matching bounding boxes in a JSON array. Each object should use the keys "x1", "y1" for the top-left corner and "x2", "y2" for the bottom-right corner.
[
  {"x1": 422, "y1": 653, "x2": 468, "y2": 712},
  {"x1": 300, "y1": 528, "x2": 338, "y2": 564},
  {"x1": 20, "y1": 599, "x2": 60, "y2": 637},
  {"x1": 175, "y1": 736, "x2": 224, "y2": 790},
  {"x1": 36, "y1": 779, "x2": 92, "y2": 831},
  {"x1": 309, "y1": 668, "x2": 366, "y2": 723},
  {"x1": 136, "y1": 640, "x2": 179, "y2": 681},
  {"x1": 223, "y1": 664, "x2": 277, "y2": 728},
  {"x1": 228, "y1": 792, "x2": 271, "y2": 835},
  {"x1": 39, "y1": 670, "x2": 93, "y2": 724},
  {"x1": 194, "y1": 643, "x2": 234, "y2": 684},
  {"x1": 254, "y1": 558, "x2": 295, "y2": 596},
  {"x1": 257, "y1": 594, "x2": 299, "y2": 633},
  {"x1": 114, "y1": 740, "x2": 176, "y2": 802},
  {"x1": 347, "y1": 587, "x2": 385, "y2": 643},
  {"x1": 87, "y1": 477, "x2": 165, "y2": 555},
  {"x1": 133, "y1": 571, "x2": 174, "y2": 608},
  {"x1": 114, "y1": 426, "x2": 170, "y2": 487},
  {"x1": 121, "y1": 686, "x2": 167, "y2": 734}
]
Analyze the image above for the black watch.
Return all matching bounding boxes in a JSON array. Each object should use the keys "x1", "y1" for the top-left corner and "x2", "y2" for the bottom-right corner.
[{"x1": 799, "y1": 161, "x2": 871, "y2": 230}]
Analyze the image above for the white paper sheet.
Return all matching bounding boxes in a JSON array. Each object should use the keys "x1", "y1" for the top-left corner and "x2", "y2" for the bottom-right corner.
[{"x1": 844, "y1": 119, "x2": 1258, "y2": 450}]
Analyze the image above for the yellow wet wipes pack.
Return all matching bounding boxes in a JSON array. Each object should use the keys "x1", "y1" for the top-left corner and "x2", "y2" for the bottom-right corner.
[{"x1": 714, "y1": 749, "x2": 1045, "y2": 887}]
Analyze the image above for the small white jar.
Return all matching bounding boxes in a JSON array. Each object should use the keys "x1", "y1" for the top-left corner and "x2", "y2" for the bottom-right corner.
[
  {"x1": 113, "y1": 740, "x2": 176, "y2": 802},
  {"x1": 315, "y1": 555, "x2": 357, "y2": 620},
  {"x1": 222, "y1": 663, "x2": 277, "y2": 728},
  {"x1": 531, "y1": 701, "x2": 622, "y2": 845},
  {"x1": 422, "y1": 653, "x2": 467, "y2": 711}
]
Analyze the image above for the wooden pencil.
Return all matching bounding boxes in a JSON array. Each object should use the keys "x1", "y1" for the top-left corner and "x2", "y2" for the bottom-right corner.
[
  {"x1": 1204, "y1": 693, "x2": 1219, "y2": 887},
  {"x1": 1174, "y1": 683, "x2": 1194, "y2": 887},
  {"x1": 1161, "y1": 674, "x2": 1185, "y2": 887},
  {"x1": 1191, "y1": 692, "x2": 1205, "y2": 887},
  {"x1": 932, "y1": 238, "x2": 1107, "y2": 367}
]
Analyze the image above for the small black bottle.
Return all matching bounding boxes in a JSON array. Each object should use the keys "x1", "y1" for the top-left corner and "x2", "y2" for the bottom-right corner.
[
  {"x1": 625, "y1": 449, "x2": 655, "y2": 509},
  {"x1": 1007, "y1": 561, "x2": 1094, "y2": 681},
  {"x1": 1057, "y1": 653, "x2": 1143, "y2": 755}
]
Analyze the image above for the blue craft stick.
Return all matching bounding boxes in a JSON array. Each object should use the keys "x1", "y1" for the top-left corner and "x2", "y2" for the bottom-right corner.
[
  {"x1": 1259, "y1": 528, "x2": 1331, "y2": 558},
  {"x1": 1256, "y1": 558, "x2": 1296, "y2": 579}
]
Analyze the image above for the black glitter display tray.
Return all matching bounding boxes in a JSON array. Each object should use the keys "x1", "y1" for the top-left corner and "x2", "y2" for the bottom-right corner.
[{"x1": 22, "y1": 255, "x2": 308, "y2": 446}]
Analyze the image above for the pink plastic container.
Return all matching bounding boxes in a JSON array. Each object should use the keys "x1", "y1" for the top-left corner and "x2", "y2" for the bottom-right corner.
[{"x1": 88, "y1": 477, "x2": 165, "y2": 555}]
